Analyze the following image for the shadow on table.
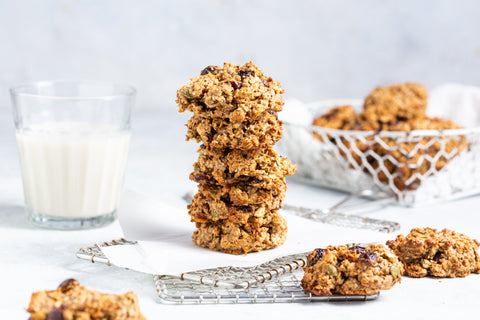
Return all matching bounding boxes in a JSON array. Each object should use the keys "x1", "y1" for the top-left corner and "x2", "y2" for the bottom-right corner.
[{"x1": 0, "y1": 203, "x2": 35, "y2": 229}]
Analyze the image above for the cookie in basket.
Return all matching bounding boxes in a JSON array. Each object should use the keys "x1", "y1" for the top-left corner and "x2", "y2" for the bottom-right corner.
[
  {"x1": 361, "y1": 82, "x2": 427, "y2": 128},
  {"x1": 301, "y1": 245, "x2": 403, "y2": 295},
  {"x1": 386, "y1": 227, "x2": 480, "y2": 278},
  {"x1": 27, "y1": 279, "x2": 145, "y2": 320}
]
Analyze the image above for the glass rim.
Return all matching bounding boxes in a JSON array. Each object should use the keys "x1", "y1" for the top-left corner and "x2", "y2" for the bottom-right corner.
[{"x1": 10, "y1": 81, "x2": 137, "y2": 100}]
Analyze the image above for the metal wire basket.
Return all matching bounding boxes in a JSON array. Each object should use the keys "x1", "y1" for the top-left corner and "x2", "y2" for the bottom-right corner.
[
  {"x1": 76, "y1": 239, "x2": 379, "y2": 304},
  {"x1": 279, "y1": 99, "x2": 480, "y2": 205}
]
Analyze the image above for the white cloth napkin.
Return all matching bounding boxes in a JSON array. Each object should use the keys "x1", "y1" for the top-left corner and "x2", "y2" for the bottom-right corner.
[{"x1": 100, "y1": 191, "x2": 390, "y2": 275}]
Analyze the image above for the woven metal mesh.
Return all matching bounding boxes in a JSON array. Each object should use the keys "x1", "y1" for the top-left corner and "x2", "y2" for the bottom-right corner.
[{"x1": 279, "y1": 102, "x2": 480, "y2": 205}]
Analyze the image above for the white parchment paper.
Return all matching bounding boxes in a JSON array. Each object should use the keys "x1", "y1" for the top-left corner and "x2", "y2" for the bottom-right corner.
[{"x1": 100, "y1": 191, "x2": 389, "y2": 275}]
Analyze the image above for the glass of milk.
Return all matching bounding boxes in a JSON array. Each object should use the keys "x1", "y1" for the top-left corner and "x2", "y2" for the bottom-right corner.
[{"x1": 10, "y1": 81, "x2": 135, "y2": 229}]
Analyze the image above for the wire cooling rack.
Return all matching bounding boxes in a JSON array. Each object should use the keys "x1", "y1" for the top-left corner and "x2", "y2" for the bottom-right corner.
[
  {"x1": 76, "y1": 239, "x2": 379, "y2": 304},
  {"x1": 279, "y1": 99, "x2": 480, "y2": 206}
]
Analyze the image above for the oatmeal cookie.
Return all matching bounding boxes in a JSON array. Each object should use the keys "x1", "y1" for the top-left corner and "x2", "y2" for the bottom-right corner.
[
  {"x1": 186, "y1": 111, "x2": 283, "y2": 150},
  {"x1": 301, "y1": 245, "x2": 403, "y2": 296},
  {"x1": 27, "y1": 279, "x2": 145, "y2": 320},
  {"x1": 312, "y1": 105, "x2": 357, "y2": 130},
  {"x1": 177, "y1": 62, "x2": 284, "y2": 120},
  {"x1": 196, "y1": 179, "x2": 286, "y2": 206},
  {"x1": 362, "y1": 82, "x2": 427, "y2": 126},
  {"x1": 188, "y1": 190, "x2": 282, "y2": 224},
  {"x1": 191, "y1": 145, "x2": 296, "y2": 187},
  {"x1": 192, "y1": 211, "x2": 287, "y2": 254},
  {"x1": 387, "y1": 227, "x2": 480, "y2": 278}
]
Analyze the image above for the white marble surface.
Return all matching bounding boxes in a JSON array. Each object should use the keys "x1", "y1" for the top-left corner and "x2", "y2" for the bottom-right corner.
[{"x1": 1, "y1": 107, "x2": 480, "y2": 318}]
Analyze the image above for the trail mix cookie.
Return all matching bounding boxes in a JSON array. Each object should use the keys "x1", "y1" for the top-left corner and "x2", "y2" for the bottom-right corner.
[
  {"x1": 27, "y1": 279, "x2": 145, "y2": 320},
  {"x1": 301, "y1": 245, "x2": 403, "y2": 296},
  {"x1": 196, "y1": 180, "x2": 286, "y2": 206},
  {"x1": 177, "y1": 62, "x2": 284, "y2": 120},
  {"x1": 386, "y1": 227, "x2": 480, "y2": 278},
  {"x1": 186, "y1": 111, "x2": 283, "y2": 150},
  {"x1": 191, "y1": 145, "x2": 296, "y2": 187},
  {"x1": 192, "y1": 212, "x2": 287, "y2": 254},
  {"x1": 188, "y1": 192, "x2": 281, "y2": 224}
]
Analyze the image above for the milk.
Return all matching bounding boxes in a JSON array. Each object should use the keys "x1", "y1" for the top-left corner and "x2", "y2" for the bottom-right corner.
[{"x1": 16, "y1": 123, "x2": 130, "y2": 218}]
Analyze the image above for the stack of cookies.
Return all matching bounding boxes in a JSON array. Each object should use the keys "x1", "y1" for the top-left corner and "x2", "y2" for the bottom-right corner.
[{"x1": 176, "y1": 62, "x2": 296, "y2": 254}]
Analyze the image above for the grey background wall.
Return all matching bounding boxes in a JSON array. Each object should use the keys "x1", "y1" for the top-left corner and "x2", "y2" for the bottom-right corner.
[{"x1": 1, "y1": 0, "x2": 479, "y2": 111}]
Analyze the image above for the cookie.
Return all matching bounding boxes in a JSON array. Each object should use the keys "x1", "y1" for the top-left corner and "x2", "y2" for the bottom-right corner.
[
  {"x1": 27, "y1": 279, "x2": 145, "y2": 320},
  {"x1": 191, "y1": 145, "x2": 296, "y2": 187},
  {"x1": 301, "y1": 245, "x2": 403, "y2": 295},
  {"x1": 188, "y1": 190, "x2": 282, "y2": 224},
  {"x1": 185, "y1": 111, "x2": 283, "y2": 150},
  {"x1": 176, "y1": 62, "x2": 284, "y2": 120},
  {"x1": 192, "y1": 211, "x2": 287, "y2": 254},
  {"x1": 386, "y1": 227, "x2": 480, "y2": 278},
  {"x1": 362, "y1": 82, "x2": 427, "y2": 126},
  {"x1": 312, "y1": 105, "x2": 357, "y2": 131}
]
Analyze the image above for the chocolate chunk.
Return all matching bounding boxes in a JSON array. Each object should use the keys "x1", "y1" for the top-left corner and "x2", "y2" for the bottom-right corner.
[{"x1": 200, "y1": 66, "x2": 216, "y2": 75}]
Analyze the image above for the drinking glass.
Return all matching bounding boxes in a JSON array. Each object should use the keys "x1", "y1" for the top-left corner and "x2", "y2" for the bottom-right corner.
[{"x1": 10, "y1": 81, "x2": 135, "y2": 229}]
